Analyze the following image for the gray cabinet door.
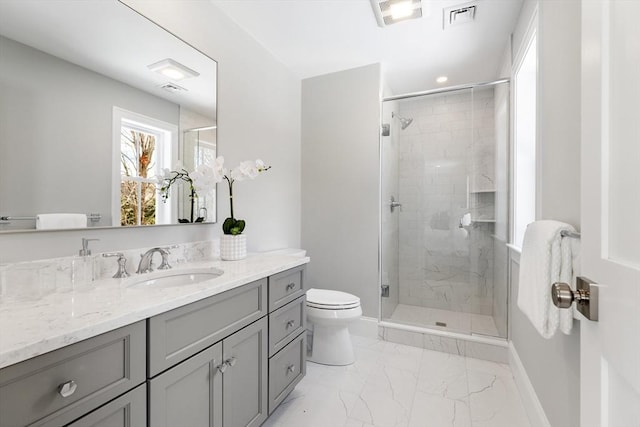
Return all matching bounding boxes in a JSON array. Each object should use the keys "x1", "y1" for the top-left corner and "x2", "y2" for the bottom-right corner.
[
  {"x1": 222, "y1": 318, "x2": 268, "y2": 427},
  {"x1": 67, "y1": 384, "x2": 146, "y2": 427},
  {"x1": 149, "y1": 342, "x2": 223, "y2": 427}
]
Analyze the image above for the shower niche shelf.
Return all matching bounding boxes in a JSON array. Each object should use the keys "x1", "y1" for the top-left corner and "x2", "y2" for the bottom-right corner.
[{"x1": 469, "y1": 190, "x2": 495, "y2": 224}]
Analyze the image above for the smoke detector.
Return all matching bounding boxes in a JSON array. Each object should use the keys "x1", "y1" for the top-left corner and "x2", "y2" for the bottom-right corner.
[{"x1": 443, "y1": 3, "x2": 477, "y2": 29}]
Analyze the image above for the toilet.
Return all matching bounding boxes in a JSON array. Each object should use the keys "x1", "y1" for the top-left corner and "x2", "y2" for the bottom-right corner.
[{"x1": 306, "y1": 288, "x2": 362, "y2": 366}]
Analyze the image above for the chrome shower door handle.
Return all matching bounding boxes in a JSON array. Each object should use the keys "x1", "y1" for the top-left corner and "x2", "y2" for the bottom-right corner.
[{"x1": 389, "y1": 196, "x2": 402, "y2": 213}]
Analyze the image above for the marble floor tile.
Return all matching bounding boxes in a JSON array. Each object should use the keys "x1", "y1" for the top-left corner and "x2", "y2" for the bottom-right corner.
[
  {"x1": 418, "y1": 350, "x2": 468, "y2": 400},
  {"x1": 264, "y1": 336, "x2": 530, "y2": 427},
  {"x1": 408, "y1": 391, "x2": 471, "y2": 427},
  {"x1": 466, "y1": 362, "x2": 531, "y2": 427}
]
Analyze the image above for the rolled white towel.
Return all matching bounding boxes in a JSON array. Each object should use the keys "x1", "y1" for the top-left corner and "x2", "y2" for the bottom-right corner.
[
  {"x1": 518, "y1": 220, "x2": 577, "y2": 338},
  {"x1": 36, "y1": 213, "x2": 87, "y2": 230}
]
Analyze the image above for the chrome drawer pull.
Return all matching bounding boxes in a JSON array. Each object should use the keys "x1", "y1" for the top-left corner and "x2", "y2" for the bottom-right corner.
[
  {"x1": 285, "y1": 282, "x2": 296, "y2": 291},
  {"x1": 58, "y1": 380, "x2": 78, "y2": 398},
  {"x1": 286, "y1": 320, "x2": 295, "y2": 329},
  {"x1": 286, "y1": 364, "x2": 295, "y2": 374},
  {"x1": 216, "y1": 362, "x2": 227, "y2": 374}
]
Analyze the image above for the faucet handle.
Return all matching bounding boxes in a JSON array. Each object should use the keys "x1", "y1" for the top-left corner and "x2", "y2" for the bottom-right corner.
[
  {"x1": 158, "y1": 247, "x2": 175, "y2": 270},
  {"x1": 102, "y1": 253, "x2": 130, "y2": 278}
]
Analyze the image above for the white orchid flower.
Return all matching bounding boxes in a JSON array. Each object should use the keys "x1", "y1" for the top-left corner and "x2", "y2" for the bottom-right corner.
[{"x1": 231, "y1": 160, "x2": 258, "y2": 181}]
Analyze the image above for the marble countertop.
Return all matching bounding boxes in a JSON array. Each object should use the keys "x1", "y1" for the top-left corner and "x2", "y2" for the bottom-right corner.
[{"x1": 0, "y1": 251, "x2": 310, "y2": 369}]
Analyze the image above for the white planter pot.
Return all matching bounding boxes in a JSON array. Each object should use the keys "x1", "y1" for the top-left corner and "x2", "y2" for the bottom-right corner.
[{"x1": 220, "y1": 234, "x2": 247, "y2": 261}]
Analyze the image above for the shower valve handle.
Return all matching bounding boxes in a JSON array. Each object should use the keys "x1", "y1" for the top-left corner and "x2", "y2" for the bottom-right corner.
[{"x1": 389, "y1": 196, "x2": 402, "y2": 213}]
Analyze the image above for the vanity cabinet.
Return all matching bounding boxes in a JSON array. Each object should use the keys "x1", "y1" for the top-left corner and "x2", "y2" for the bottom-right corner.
[
  {"x1": 0, "y1": 322, "x2": 145, "y2": 427},
  {"x1": 0, "y1": 264, "x2": 306, "y2": 427}
]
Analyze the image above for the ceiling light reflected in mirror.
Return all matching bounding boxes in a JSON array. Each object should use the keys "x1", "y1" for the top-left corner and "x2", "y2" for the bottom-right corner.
[{"x1": 148, "y1": 58, "x2": 200, "y2": 81}]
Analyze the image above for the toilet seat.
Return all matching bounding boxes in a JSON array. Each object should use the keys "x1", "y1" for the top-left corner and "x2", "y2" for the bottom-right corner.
[{"x1": 306, "y1": 288, "x2": 360, "y2": 310}]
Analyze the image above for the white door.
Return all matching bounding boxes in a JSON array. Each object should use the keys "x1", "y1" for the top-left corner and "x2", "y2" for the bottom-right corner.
[{"x1": 581, "y1": 1, "x2": 640, "y2": 426}]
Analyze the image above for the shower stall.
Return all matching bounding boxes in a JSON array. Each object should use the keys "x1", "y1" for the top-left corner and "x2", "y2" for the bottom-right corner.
[{"x1": 380, "y1": 80, "x2": 510, "y2": 339}]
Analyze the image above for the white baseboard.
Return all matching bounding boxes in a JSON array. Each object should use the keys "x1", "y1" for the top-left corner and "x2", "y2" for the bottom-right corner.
[
  {"x1": 348, "y1": 316, "x2": 379, "y2": 339},
  {"x1": 509, "y1": 342, "x2": 551, "y2": 427}
]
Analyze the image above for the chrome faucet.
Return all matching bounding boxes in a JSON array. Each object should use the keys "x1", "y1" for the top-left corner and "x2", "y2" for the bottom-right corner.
[{"x1": 136, "y1": 247, "x2": 171, "y2": 274}]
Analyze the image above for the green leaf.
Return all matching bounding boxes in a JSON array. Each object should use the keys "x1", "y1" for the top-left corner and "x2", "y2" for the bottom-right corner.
[{"x1": 223, "y1": 218, "x2": 245, "y2": 235}]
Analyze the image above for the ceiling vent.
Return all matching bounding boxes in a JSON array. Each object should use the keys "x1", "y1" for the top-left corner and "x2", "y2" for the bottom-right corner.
[
  {"x1": 443, "y1": 3, "x2": 476, "y2": 29},
  {"x1": 370, "y1": 0, "x2": 424, "y2": 27},
  {"x1": 160, "y1": 82, "x2": 187, "y2": 93}
]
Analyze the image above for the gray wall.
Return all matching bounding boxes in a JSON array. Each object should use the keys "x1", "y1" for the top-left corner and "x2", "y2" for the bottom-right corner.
[
  {"x1": 301, "y1": 64, "x2": 381, "y2": 317},
  {"x1": 509, "y1": 1, "x2": 582, "y2": 426},
  {"x1": 0, "y1": 0, "x2": 301, "y2": 262},
  {"x1": 537, "y1": 0, "x2": 581, "y2": 226},
  {"x1": 510, "y1": 253, "x2": 581, "y2": 427}
]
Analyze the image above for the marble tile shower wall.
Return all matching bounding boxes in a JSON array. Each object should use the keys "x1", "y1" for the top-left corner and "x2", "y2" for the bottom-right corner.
[
  {"x1": 0, "y1": 240, "x2": 217, "y2": 301},
  {"x1": 398, "y1": 89, "x2": 496, "y2": 316}
]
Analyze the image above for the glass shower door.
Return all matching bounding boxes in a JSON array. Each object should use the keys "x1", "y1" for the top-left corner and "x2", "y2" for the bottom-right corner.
[{"x1": 380, "y1": 82, "x2": 509, "y2": 339}]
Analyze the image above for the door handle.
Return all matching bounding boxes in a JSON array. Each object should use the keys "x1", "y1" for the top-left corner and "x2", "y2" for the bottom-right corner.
[{"x1": 551, "y1": 277, "x2": 598, "y2": 321}]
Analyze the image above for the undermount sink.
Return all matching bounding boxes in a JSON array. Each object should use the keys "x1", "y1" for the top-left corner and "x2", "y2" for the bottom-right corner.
[{"x1": 125, "y1": 267, "x2": 224, "y2": 289}]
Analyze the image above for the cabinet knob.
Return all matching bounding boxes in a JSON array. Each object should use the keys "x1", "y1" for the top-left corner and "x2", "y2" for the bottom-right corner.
[
  {"x1": 285, "y1": 282, "x2": 296, "y2": 291},
  {"x1": 286, "y1": 364, "x2": 295, "y2": 374},
  {"x1": 216, "y1": 362, "x2": 227, "y2": 374},
  {"x1": 286, "y1": 320, "x2": 295, "y2": 329},
  {"x1": 58, "y1": 380, "x2": 78, "y2": 398},
  {"x1": 225, "y1": 356, "x2": 237, "y2": 367}
]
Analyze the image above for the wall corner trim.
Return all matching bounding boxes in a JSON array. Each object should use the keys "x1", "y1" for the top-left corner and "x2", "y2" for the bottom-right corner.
[{"x1": 509, "y1": 342, "x2": 552, "y2": 427}]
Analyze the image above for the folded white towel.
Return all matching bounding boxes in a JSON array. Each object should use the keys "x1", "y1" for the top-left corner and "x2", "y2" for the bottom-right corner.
[
  {"x1": 518, "y1": 220, "x2": 577, "y2": 338},
  {"x1": 36, "y1": 213, "x2": 87, "y2": 230}
]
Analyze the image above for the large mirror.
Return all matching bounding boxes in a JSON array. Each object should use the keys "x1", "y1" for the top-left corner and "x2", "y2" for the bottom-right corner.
[{"x1": 0, "y1": 0, "x2": 217, "y2": 232}]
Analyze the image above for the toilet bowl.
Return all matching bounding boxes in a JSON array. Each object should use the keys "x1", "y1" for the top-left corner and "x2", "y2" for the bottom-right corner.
[{"x1": 306, "y1": 288, "x2": 362, "y2": 366}]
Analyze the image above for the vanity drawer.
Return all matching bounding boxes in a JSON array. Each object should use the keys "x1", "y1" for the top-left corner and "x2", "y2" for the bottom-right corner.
[
  {"x1": 0, "y1": 321, "x2": 145, "y2": 427},
  {"x1": 148, "y1": 278, "x2": 267, "y2": 377},
  {"x1": 268, "y1": 332, "x2": 306, "y2": 414},
  {"x1": 268, "y1": 296, "x2": 306, "y2": 356},
  {"x1": 67, "y1": 383, "x2": 146, "y2": 427},
  {"x1": 268, "y1": 266, "x2": 305, "y2": 311}
]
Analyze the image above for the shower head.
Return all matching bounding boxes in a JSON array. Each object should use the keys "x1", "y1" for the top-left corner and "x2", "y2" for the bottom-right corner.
[{"x1": 392, "y1": 112, "x2": 413, "y2": 130}]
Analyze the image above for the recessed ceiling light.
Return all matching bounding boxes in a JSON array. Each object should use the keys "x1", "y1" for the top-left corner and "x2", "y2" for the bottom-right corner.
[
  {"x1": 370, "y1": 0, "x2": 424, "y2": 27},
  {"x1": 148, "y1": 59, "x2": 200, "y2": 81},
  {"x1": 389, "y1": 1, "x2": 414, "y2": 20},
  {"x1": 436, "y1": 76, "x2": 448, "y2": 84}
]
